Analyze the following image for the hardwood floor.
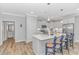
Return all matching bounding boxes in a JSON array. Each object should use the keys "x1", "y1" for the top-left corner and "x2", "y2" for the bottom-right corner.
[
  {"x1": 0, "y1": 38, "x2": 79, "y2": 55},
  {"x1": 0, "y1": 38, "x2": 33, "y2": 55}
]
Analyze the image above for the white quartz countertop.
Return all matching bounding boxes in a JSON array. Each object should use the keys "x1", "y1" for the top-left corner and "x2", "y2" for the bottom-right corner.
[
  {"x1": 33, "y1": 33, "x2": 66, "y2": 41},
  {"x1": 33, "y1": 34, "x2": 55, "y2": 40}
]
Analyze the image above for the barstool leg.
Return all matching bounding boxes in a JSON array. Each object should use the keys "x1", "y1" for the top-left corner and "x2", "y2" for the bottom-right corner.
[
  {"x1": 60, "y1": 46, "x2": 63, "y2": 55},
  {"x1": 45, "y1": 43, "x2": 47, "y2": 55},
  {"x1": 45, "y1": 46, "x2": 47, "y2": 55},
  {"x1": 61, "y1": 46, "x2": 63, "y2": 55},
  {"x1": 53, "y1": 48, "x2": 55, "y2": 55}
]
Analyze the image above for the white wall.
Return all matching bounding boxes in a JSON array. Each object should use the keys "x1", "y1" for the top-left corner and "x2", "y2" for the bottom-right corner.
[
  {"x1": 0, "y1": 13, "x2": 26, "y2": 45},
  {"x1": 63, "y1": 17, "x2": 75, "y2": 24},
  {"x1": 26, "y1": 15, "x2": 37, "y2": 43},
  {"x1": 63, "y1": 17, "x2": 76, "y2": 42},
  {"x1": 63, "y1": 16, "x2": 79, "y2": 42},
  {"x1": 74, "y1": 16, "x2": 79, "y2": 42},
  {"x1": 0, "y1": 19, "x2": 3, "y2": 45}
]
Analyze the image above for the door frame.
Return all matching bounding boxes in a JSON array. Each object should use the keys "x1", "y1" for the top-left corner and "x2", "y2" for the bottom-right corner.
[{"x1": 2, "y1": 21, "x2": 15, "y2": 41}]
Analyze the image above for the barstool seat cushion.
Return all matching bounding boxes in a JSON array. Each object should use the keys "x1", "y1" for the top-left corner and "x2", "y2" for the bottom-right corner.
[{"x1": 47, "y1": 43, "x2": 53, "y2": 48}]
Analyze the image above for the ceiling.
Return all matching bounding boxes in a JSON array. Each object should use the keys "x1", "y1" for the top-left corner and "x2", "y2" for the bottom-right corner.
[{"x1": 0, "y1": 3, "x2": 79, "y2": 19}]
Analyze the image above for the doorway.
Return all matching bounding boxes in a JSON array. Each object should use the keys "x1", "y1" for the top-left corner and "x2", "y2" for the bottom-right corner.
[{"x1": 2, "y1": 21, "x2": 15, "y2": 41}]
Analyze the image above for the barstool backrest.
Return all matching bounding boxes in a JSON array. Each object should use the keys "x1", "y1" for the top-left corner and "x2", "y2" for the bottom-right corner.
[
  {"x1": 60, "y1": 35, "x2": 64, "y2": 46},
  {"x1": 53, "y1": 36, "x2": 57, "y2": 48}
]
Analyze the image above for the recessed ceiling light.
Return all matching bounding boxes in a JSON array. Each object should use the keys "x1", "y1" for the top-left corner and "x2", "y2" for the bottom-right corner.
[
  {"x1": 48, "y1": 18, "x2": 50, "y2": 21},
  {"x1": 30, "y1": 11, "x2": 34, "y2": 14},
  {"x1": 76, "y1": 8, "x2": 79, "y2": 10},
  {"x1": 60, "y1": 21, "x2": 63, "y2": 23}
]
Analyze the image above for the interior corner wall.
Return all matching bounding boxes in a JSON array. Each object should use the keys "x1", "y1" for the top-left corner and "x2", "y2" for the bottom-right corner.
[
  {"x1": 63, "y1": 17, "x2": 75, "y2": 24},
  {"x1": 74, "y1": 16, "x2": 79, "y2": 42},
  {"x1": 26, "y1": 15, "x2": 37, "y2": 43},
  {"x1": 63, "y1": 17, "x2": 76, "y2": 42},
  {"x1": 0, "y1": 13, "x2": 26, "y2": 44},
  {"x1": 0, "y1": 18, "x2": 3, "y2": 45}
]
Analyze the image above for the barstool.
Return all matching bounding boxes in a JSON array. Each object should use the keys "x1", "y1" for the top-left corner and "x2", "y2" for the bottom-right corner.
[
  {"x1": 45, "y1": 36, "x2": 57, "y2": 55},
  {"x1": 69, "y1": 33, "x2": 74, "y2": 48},
  {"x1": 64, "y1": 34, "x2": 70, "y2": 54},
  {"x1": 53, "y1": 35, "x2": 65, "y2": 55},
  {"x1": 59, "y1": 35, "x2": 64, "y2": 54}
]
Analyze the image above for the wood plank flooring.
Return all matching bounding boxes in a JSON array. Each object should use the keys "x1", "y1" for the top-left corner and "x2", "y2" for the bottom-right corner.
[
  {"x1": 0, "y1": 38, "x2": 33, "y2": 55},
  {"x1": 0, "y1": 38, "x2": 79, "y2": 55}
]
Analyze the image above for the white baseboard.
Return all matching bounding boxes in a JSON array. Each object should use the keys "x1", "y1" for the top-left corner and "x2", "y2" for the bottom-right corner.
[
  {"x1": 0, "y1": 42, "x2": 2, "y2": 45},
  {"x1": 15, "y1": 40, "x2": 26, "y2": 43},
  {"x1": 26, "y1": 40, "x2": 32, "y2": 43},
  {"x1": 74, "y1": 40, "x2": 79, "y2": 43}
]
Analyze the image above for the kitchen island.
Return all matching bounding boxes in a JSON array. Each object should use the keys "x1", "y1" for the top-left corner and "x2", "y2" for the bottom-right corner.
[{"x1": 32, "y1": 34, "x2": 55, "y2": 55}]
